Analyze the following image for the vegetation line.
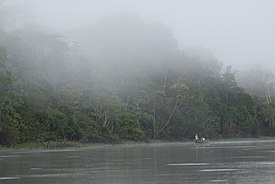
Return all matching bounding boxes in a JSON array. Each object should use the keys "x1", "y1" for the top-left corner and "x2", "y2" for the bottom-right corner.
[{"x1": 1, "y1": 13, "x2": 275, "y2": 148}]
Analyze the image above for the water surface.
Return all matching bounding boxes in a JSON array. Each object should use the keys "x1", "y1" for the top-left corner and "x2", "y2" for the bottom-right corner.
[{"x1": 1, "y1": 140, "x2": 275, "y2": 183}]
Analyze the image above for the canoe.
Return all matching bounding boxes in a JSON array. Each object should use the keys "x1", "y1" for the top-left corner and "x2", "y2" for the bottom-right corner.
[{"x1": 193, "y1": 139, "x2": 208, "y2": 144}]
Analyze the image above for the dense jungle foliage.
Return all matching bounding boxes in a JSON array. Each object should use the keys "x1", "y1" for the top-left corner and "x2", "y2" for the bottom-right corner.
[{"x1": 1, "y1": 13, "x2": 275, "y2": 147}]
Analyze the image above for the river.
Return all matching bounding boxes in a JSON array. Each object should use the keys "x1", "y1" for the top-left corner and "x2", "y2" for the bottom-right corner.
[{"x1": 1, "y1": 140, "x2": 275, "y2": 183}]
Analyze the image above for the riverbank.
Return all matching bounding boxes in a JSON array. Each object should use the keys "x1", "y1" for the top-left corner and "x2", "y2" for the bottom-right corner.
[
  {"x1": 0, "y1": 141, "x2": 94, "y2": 152},
  {"x1": 1, "y1": 137, "x2": 275, "y2": 152},
  {"x1": 210, "y1": 136, "x2": 275, "y2": 142}
]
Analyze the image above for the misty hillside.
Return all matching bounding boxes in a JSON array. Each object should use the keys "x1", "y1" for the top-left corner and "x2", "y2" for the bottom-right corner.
[{"x1": 1, "y1": 6, "x2": 275, "y2": 147}]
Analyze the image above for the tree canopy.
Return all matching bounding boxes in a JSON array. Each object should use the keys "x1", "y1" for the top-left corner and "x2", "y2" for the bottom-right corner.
[{"x1": 0, "y1": 13, "x2": 275, "y2": 147}]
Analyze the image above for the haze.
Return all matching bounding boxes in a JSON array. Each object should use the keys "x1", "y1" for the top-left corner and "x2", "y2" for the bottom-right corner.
[
  {"x1": 2, "y1": 0, "x2": 275, "y2": 162},
  {"x1": 3, "y1": 0, "x2": 275, "y2": 71}
]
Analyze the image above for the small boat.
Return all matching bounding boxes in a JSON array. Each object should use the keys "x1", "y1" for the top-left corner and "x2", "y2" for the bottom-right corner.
[{"x1": 193, "y1": 139, "x2": 208, "y2": 144}]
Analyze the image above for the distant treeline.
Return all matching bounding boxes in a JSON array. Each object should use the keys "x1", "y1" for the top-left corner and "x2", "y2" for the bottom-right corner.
[{"x1": 1, "y1": 14, "x2": 275, "y2": 147}]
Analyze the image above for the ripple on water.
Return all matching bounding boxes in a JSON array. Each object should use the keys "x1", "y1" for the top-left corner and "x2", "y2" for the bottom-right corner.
[
  {"x1": 200, "y1": 169, "x2": 239, "y2": 172},
  {"x1": 210, "y1": 179, "x2": 228, "y2": 183},
  {"x1": 226, "y1": 156, "x2": 266, "y2": 159},
  {"x1": 257, "y1": 161, "x2": 275, "y2": 165},
  {"x1": 23, "y1": 173, "x2": 85, "y2": 178},
  {"x1": 30, "y1": 168, "x2": 43, "y2": 170},
  {"x1": 0, "y1": 155, "x2": 20, "y2": 158},
  {"x1": 67, "y1": 156, "x2": 80, "y2": 158},
  {"x1": 167, "y1": 163, "x2": 209, "y2": 166},
  {"x1": 0, "y1": 177, "x2": 20, "y2": 180}
]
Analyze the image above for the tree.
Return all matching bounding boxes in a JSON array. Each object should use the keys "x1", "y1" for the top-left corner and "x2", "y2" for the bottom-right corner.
[
  {"x1": 237, "y1": 66, "x2": 275, "y2": 104},
  {"x1": 0, "y1": 47, "x2": 24, "y2": 146}
]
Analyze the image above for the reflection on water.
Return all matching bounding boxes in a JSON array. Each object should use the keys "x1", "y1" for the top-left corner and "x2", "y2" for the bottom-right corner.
[{"x1": 1, "y1": 140, "x2": 275, "y2": 183}]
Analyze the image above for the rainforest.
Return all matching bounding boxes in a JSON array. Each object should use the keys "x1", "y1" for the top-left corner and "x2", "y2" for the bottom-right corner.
[{"x1": 1, "y1": 5, "x2": 275, "y2": 148}]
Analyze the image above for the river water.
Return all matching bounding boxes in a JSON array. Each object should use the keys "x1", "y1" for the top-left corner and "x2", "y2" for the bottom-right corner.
[{"x1": 1, "y1": 140, "x2": 275, "y2": 184}]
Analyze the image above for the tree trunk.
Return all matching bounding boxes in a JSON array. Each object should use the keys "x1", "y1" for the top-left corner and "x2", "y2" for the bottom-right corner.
[{"x1": 159, "y1": 100, "x2": 179, "y2": 133}]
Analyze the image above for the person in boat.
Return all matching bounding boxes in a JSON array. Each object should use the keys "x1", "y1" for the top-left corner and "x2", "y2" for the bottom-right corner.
[
  {"x1": 194, "y1": 134, "x2": 199, "y2": 140},
  {"x1": 201, "y1": 137, "x2": 205, "y2": 141}
]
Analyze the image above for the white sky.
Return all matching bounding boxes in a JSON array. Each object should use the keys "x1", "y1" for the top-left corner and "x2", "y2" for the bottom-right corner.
[{"x1": 4, "y1": 0, "x2": 275, "y2": 70}]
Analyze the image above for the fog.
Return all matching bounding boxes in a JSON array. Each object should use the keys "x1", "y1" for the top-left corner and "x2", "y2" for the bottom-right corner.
[
  {"x1": 3, "y1": 0, "x2": 275, "y2": 71},
  {"x1": 2, "y1": 0, "x2": 275, "y2": 151}
]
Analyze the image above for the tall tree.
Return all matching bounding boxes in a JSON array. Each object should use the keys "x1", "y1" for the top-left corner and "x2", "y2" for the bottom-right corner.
[{"x1": 0, "y1": 47, "x2": 24, "y2": 146}]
